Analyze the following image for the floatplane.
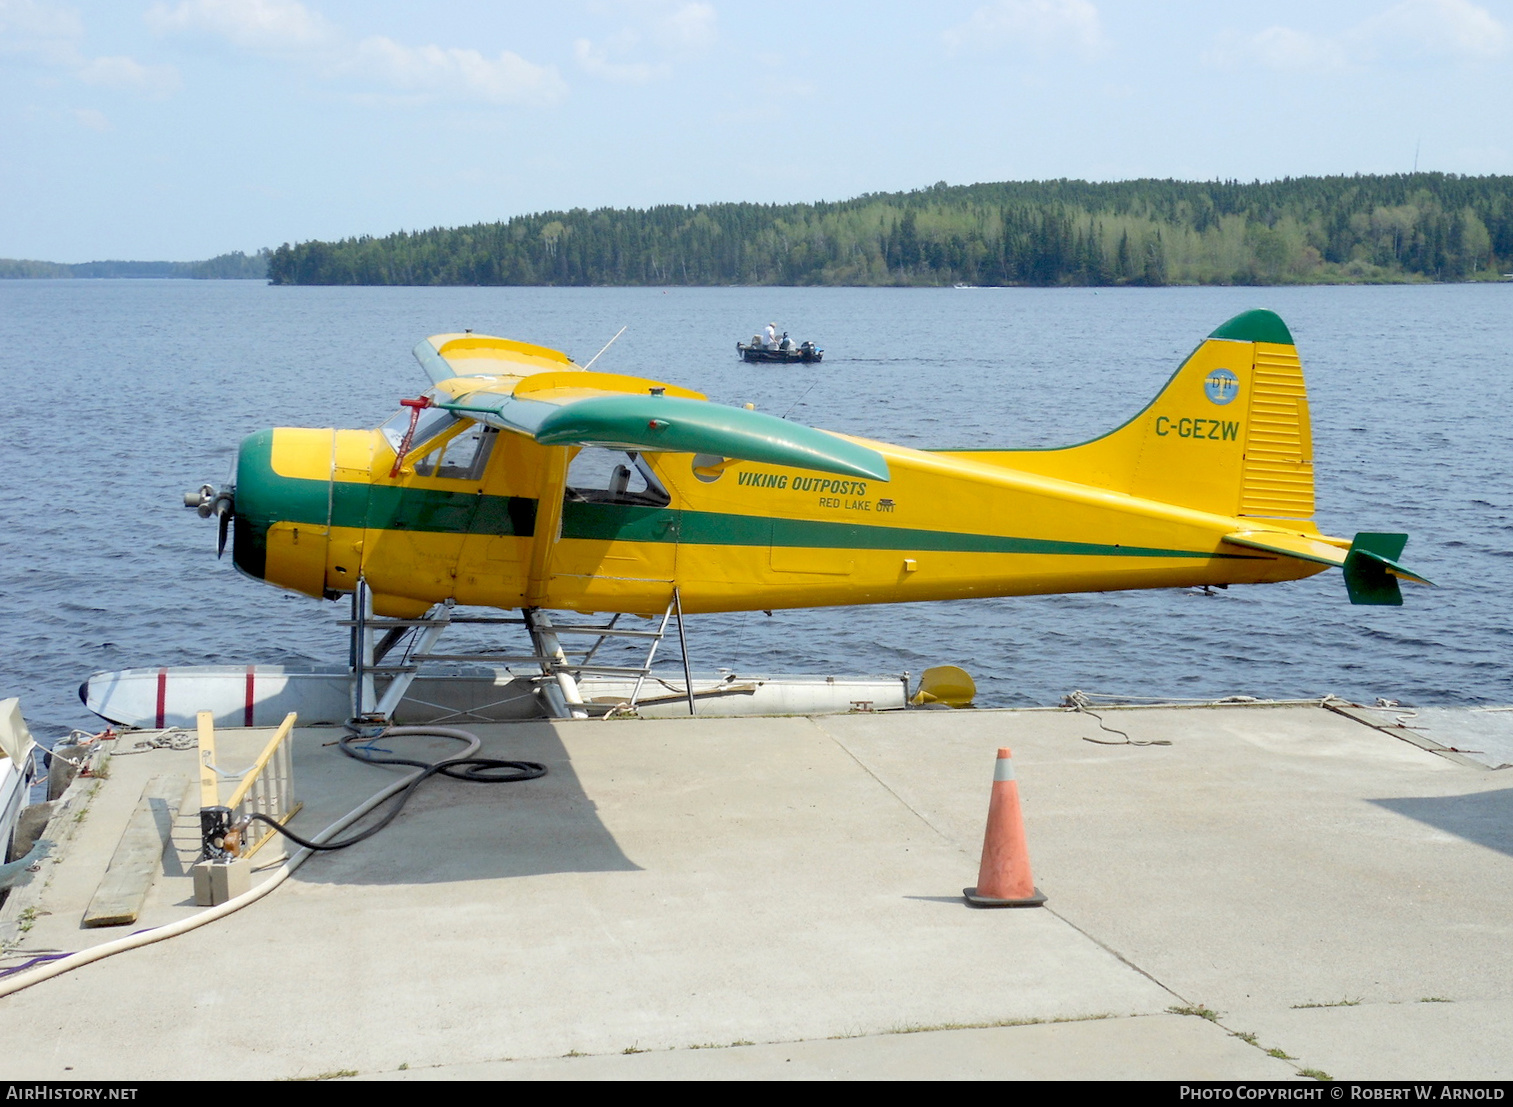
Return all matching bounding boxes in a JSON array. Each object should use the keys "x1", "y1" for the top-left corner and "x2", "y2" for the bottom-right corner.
[{"x1": 84, "y1": 309, "x2": 1429, "y2": 729}]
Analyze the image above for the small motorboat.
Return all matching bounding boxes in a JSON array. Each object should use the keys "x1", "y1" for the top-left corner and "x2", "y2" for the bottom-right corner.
[{"x1": 737, "y1": 333, "x2": 822, "y2": 363}]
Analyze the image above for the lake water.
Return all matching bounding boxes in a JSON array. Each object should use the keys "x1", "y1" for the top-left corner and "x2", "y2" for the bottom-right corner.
[{"x1": 2, "y1": 279, "x2": 1509, "y2": 738}]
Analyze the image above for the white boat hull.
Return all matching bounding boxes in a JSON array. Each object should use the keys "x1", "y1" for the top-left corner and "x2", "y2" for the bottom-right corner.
[{"x1": 0, "y1": 699, "x2": 40, "y2": 860}]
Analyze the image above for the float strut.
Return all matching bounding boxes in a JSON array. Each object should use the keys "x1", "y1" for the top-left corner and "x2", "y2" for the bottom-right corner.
[{"x1": 674, "y1": 587, "x2": 695, "y2": 717}]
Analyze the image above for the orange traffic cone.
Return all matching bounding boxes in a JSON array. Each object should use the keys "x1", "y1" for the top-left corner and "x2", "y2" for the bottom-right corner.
[{"x1": 964, "y1": 747, "x2": 1046, "y2": 907}]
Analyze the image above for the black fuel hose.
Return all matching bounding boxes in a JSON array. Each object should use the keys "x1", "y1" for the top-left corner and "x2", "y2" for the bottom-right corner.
[{"x1": 246, "y1": 727, "x2": 545, "y2": 852}]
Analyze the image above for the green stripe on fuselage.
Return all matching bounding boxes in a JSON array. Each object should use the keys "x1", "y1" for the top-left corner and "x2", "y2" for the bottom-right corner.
[
  {"x1": 234, "y1": 433, "x2": 539, "y2": 539},
  {"x1": 236, "y1": 432, "x2": 1254, "y2": 563},
  {"x1": 359, "y1": 483, "x2": 538, "y2": 536},
  {"x1": 562, "y1": 503, "x2": 1258, "y2": 560}
]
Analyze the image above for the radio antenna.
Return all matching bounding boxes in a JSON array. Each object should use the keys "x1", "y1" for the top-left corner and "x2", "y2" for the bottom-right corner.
[
  {"x1": 781, "y1": 378, "x2": 819, "y2": 420},
  {"x1": 583, "y1": 325, "x2": 628, "y2": 370}
]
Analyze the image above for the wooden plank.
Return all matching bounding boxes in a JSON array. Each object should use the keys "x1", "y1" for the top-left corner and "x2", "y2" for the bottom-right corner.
[
  {"x1": 82, "y1": 774, "x2": 190, "y2": 929},
  {"x1": 196, "y1": 711, "x2": 218, "y2": 807}
]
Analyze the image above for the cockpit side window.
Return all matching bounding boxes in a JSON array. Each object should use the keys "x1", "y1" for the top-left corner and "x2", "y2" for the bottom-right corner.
[
  {"x1": 565, "y1": 449, "x2": 671, "y2": 507},
  {"x1": 415, "y1": 424, "x2": 497, "y2": 481}
]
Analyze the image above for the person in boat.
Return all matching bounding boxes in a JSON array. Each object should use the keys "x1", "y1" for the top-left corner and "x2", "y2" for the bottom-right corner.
[{"x1": 765, "y1": 322, "x2": 778, "y2": 348}]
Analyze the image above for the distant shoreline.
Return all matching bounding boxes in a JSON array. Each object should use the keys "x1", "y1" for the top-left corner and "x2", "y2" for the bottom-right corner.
[
  {"x1": 13, "y1": 172, "x2": 1513, "y2": 289},
  {"x1": 0, "y1": 249, "x2": 270, "y2": 281},
  {"x1": 4, "y1": 273, "x2": 1510, "y2": 287},
  {"x1": 264, "y1": 173, "x2": 1512, "y2": 289}
]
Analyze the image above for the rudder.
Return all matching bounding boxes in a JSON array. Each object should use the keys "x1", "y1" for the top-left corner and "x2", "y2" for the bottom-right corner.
[{"x1": 954, "y1": 309, "x2": 1316, "y2": 522}]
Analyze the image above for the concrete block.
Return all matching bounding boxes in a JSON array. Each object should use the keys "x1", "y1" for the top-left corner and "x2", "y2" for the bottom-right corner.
[{"x1": 192, "y1": 858, "x2": 251, "y2": 906}]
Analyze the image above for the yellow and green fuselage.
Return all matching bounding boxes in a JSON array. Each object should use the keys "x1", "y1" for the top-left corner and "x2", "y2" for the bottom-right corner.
[{"x1": 228, "y1": 311, "x2": 1426, "y2": 620}]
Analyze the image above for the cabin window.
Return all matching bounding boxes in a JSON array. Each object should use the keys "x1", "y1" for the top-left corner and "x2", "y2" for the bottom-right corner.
[
  {"x1": 415, "y1": 424, "x2": 497, "y2": 481},
  {"x1": 379, "y1": 403, "x2": 459, "y2": 454},
  {"x1": 565, "y1": 449, "x2": 670, "y2": 507}
]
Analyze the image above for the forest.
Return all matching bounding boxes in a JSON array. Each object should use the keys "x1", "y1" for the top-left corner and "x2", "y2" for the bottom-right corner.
[
  {"x1": 0, "y1": 249, "x2": 271, "y2": 280},
  {"x1": 266, "y1": 175, "x2": 1512, "y2": 288}
]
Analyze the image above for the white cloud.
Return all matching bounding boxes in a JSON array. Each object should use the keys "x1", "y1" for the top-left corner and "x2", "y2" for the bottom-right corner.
[
  {"x1": 575, "y1": 1, "x2": 716, "y2": 82},
  {"x1": 71, "y1": 106, "x2": 108, "y2": 130},
  {"x1": 0, "y1": 0, "x2": 84, "y2": 63},
  {"x1": 1252, "y1": 27, "x2": 1350, "y2": 71},
  {"x1": 1204, "y1": 26, "x2": 1350, "y2": 72},
  {"x1": 1356, "y1": 0, "x2": 1507, "y2": 61},
  {"x1": 0, "y1": 1, "x2": 181, "y2": 98},
  {"x1": 77, "y1": 54, "x2": 181, "y2": 98},
  {"x1": 1208, "y1": 0, "x2": 1506, "y2": 73},
  {"x1": 653, "y1": 1, "x2": 715, "y2": 51},
  {"x1": 150, "y1": 0, "x2": 565, "y2": 106},
  {"x1": 574, "y1": 36, "x2": 655, "y2": 83},
  {"x1": 351, "y1": 36, "x2": 566, "y2": 106},
  {"x1": 943, "y1": 0, "x2": 1107, "y2": 59},
  {"x1": 145, "y1": 0, "x2": 334, "y2": 55},
  {"x1": 574, "y1": 35, "x2": 666, "y2": 84},
  {"x1": 0, "y1": 0, "x2": 80, "y2": 39}
]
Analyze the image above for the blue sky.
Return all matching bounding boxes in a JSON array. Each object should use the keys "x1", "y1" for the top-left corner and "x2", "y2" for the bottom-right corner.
[{"x1": 3, "y1": 0, "x2": 1510, "y2": 261}]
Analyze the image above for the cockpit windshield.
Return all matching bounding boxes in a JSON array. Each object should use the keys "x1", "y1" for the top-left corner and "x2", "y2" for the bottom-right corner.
[{"x1": 380, "y1": 401, "x2": 458, "y2": 453}]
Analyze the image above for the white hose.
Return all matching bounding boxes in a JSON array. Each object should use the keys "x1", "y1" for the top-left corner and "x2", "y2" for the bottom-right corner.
[{"x1": 0, "y1": 726, "x2": 481, "y2": 999}]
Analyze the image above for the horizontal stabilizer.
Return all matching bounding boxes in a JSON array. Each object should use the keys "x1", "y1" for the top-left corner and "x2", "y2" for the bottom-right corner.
[
  {"x1": 1343, "y1": 532, "x2": 1433, "y2": 606},
  {"x1": 1224, "y1": 530, "x2": 1432, "y2": 605},
  {"x1": 534, "y1": 395, "x2": 891, "y2": 482},
  {"x1": 1221, "y1": 531, "x2": 1348, "y2": 567}
]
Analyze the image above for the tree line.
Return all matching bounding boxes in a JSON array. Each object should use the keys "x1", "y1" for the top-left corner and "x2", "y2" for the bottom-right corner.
[
  {"x1": 266, "y1": 175, "x2": 1513, "y2": 288},
  {"x1": 0, "y1": 249, "x2": 272, "y2": 280}
]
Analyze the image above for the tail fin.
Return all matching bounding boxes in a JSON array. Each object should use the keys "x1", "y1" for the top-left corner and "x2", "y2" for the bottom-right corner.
[{"x1": 957, "y1": 310, "x2": 1316, "y2": 521}]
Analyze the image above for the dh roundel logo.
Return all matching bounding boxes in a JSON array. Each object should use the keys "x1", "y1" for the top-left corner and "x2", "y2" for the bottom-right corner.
[{"x1": 1204, "y1": 368, "x2": 1240, "y2": 405}]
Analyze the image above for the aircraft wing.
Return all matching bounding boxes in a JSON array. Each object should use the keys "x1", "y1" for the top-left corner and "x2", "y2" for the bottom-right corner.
[
  {"x1": 427, "y1": 348, "x2": 890, "y2": 483},
  {"x1": 438, "y1": 391, "x2": 559, "y2": 437},
  {"x1": 413, "y1": 334, "x2": 577, "y2": 384},
  {"x1": 529, "y1": 393, "x2": 890, "y2": 481}
]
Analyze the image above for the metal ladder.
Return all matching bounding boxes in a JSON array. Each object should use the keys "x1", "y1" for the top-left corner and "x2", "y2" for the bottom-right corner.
[{"x1": 345, "y1": 580, "x2": 694, "y2": 725}]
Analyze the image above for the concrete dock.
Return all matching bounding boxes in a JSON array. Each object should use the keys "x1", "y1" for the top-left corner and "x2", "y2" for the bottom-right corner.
[{"x1": 2, "y1": 700, "x2": 1511, "y2": 1081}]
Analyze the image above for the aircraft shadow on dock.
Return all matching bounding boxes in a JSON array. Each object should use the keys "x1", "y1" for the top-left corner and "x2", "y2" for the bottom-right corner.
[
  {"x1": 285, "y1": 722, "x2": 641, "y2": 886},
  {"x1": 1370, "y1": 788, "x2": 1513, "y2": 859}
]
